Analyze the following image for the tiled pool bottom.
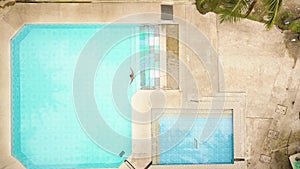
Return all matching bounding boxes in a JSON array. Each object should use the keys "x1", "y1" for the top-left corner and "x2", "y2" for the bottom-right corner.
[{"x1": 159, "y1": 117, "x2": 234, "y2": 165}]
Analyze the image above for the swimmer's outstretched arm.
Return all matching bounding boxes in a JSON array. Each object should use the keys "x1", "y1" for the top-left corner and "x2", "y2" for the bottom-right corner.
[{"x1": 130, "y1": 67, "x2": 134, "y2": 74}]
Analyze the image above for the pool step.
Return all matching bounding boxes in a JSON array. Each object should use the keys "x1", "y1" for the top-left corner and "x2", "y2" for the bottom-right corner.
[
  {"x1": 138, "y1": 23, "x2": 179, "y2": 90},
  {"x1": 139, "y1": 25, "x2": 160, "y2": 90},
  {"x1": 166, "y1": 24, "x2": 179, "y2": 90}
]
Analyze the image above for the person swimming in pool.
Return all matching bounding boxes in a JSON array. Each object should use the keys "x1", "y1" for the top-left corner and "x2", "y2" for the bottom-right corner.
[{"x1": 130, "y1": 67, "x2": 134, "y2": 85}]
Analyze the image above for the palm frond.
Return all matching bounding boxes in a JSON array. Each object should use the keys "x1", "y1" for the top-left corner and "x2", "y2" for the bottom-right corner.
[
  {"x1": 264, "y1": 0, "x2": 282, "y2": 29},
  {"x1": 219, "y1": 0, "x2": 250, "y2": 23},
  {"x1": 231, "y1": 0, "x2": 249, "y2": 14},
  {"x1": 219, "y1": 10, "x2": 245, "y2": 23},
  {"x1": 245, "y1": 0, "x2": 257, "y2": 17}
]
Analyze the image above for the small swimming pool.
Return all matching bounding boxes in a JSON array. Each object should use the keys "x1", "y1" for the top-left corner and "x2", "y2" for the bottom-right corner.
[
  {"x1": 158, "y1": 114, "x2": 234, "y2": 165},
  {"x1": 11, "y1": 24, "x2": 146, "y2": 168}
]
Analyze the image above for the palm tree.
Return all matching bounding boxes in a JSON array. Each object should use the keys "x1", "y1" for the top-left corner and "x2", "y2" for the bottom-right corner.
[{"x1": 196, "y1": 0, "x2": 283, "y2": 30}]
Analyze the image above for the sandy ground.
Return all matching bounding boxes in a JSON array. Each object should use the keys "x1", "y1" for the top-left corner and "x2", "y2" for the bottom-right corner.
[{"x1": 283, "y1": 0, "x2": 300, "y2": 12}]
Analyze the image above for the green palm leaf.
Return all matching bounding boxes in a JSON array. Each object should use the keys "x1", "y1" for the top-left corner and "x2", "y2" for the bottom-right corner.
[
  {"x1": 219, "y1": 0, "x2": 249, "y2": 23},
  {"x1": 264, "y1": 0, "x2": 282, "y2": 29}
]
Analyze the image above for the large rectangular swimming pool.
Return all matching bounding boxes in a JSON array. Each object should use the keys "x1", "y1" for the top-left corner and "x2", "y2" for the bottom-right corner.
[{"x1": 11, "y1": 24, "x2": 144, "y2": 169}]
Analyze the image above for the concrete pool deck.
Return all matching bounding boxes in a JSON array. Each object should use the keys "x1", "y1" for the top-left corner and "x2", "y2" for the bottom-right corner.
[{"x1": 0, "y1": 1, "x2": 300, "y2": 169}]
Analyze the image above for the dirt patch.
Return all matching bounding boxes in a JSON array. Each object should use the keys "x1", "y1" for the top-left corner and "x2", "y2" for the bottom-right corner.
[
  {"x1": 282, "y1": 0, "x2": 300, "y2": 13},
  {"x1": 271, "y1": 149, "x2": 292, "y2": 169}
]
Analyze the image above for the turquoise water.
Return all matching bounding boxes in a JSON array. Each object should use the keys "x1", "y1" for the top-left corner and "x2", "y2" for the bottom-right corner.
[
  {"x1": 159, "y1": 117, "x2": 234, "y2": 164},
  {"x1": 11, "y1": 24, "x2": 139, "y2": 169}
]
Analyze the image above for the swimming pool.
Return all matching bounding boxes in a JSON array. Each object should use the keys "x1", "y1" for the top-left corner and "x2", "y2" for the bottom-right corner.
[
  {"x1": 11, "y1": 24, "x2": 143, "y2": 168},
  {"x1": 158, "y1": 115, "x2": 234, "y2": 164}
]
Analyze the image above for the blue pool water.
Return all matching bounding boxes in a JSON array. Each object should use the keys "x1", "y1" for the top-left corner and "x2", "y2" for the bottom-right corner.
[
  {"x1": 159, "y1": 117, "x2": 234, "y2": 164},
  {"x1": 11, "y1": 24, "x2": 141, "y2": 168}
]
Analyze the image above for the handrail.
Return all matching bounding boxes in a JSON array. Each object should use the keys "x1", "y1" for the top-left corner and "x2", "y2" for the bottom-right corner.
[{"x1": 124, "y1": 159, "x2": 135, "y2": 169}]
